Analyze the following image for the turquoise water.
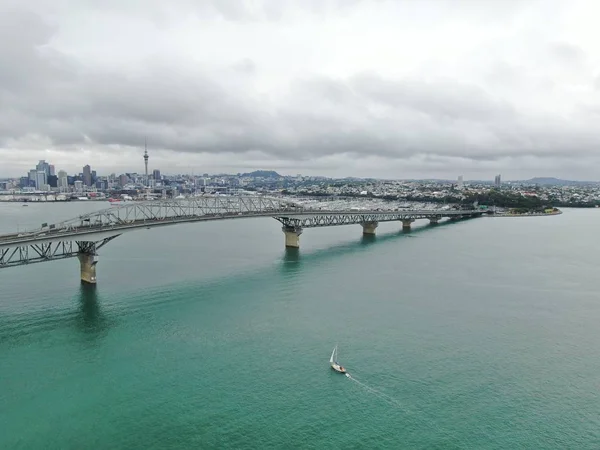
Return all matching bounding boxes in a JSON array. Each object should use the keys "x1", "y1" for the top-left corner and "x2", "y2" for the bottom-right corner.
[{"x1": 1, "y1": 203, "x2": 600, "y2": 448}]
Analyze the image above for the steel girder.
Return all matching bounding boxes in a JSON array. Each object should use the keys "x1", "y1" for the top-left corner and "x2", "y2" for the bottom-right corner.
[
  {"x1": 273, "y1": 212, "x2": 472, "y2": 228},
  {"x1": 0, "y1": 196, "x2": 303, "y2": 247},
  {"x1": 0, "y1": 236, "x2": 119, "y2": 268},
  {"x1": 0, "y1": 195, "x2": 482, "y2": 270},
  {"x1": 0, "y1": 196, "x2": 480, "y2": 240},
  {"x1": 53, "y1": 196, "x2": 299, "y2": 230}
]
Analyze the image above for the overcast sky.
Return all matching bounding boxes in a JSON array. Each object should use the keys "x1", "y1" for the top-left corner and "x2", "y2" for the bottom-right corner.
[{"x1": 1, "y1": 0, "x2": 600, "y2": 180}]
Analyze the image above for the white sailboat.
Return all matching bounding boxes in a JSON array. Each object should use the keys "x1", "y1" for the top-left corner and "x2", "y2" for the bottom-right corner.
[{"x1": 329, "y1": 345, "x2": 347, "y2": 374}]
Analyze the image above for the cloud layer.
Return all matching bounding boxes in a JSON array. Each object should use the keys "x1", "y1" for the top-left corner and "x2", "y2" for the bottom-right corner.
[{"x1": 2, "y1": 0, "x2": 600, "y2": 179}]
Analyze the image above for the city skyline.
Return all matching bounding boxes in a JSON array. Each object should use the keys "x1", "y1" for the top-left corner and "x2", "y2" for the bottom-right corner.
[
  {"x1": 2, "y1": 152, "x2": 599, "y2": 181},
  {"x1": 2, "y1": 1, "x2": 600, "y2": 180},
  {"x1": 9, "y1": 154, "x2": 600, "y2": 184},
  {"x1": 4, "y1": 144, "x2": 599, "y2": 185}
]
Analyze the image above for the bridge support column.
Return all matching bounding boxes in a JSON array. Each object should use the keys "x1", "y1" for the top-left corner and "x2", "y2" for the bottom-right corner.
[
  {"x1": 401, "y1": 219, "x2": 415, "y2": 230},
  {"x1": 78, "y1": 252, "x2": 98, "y2": 284},
  {"x1": 429, "y1": 217, "x2": 440, "y2": 225},
  {"x1": 282, "y1": 226, "x2": 302, "y2": 248},
  {"x1": 361, "y1": 221, "x2": 378, "y2": 235}
]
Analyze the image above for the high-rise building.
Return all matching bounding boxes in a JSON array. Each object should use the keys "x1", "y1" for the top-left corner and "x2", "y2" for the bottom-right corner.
[
  {"x1": 494, "y1": 174, "x2": 501, "y2": 187},
  {"x1": 153, "y1": 169, "x2": 161, "y2": 181},
  {"x1": 36, "y1": 160, "x2": 50, "y2": 177},
  {"x1": 28, "y1": 169, "x2": 37, "y2": 186},
  {"x1": 83, "y1": 165, "x2": 92, "y2": 186},
  {"x1": 58, "y1": 170, "x2": 68, "y2": 191},
  {"x1": 49, "y1": 165, "x2": 55, "y2": 176},
  {"x1": 74, "y1": 180, "x2": 83, "y2": 193},
  {"x1": 457, "y1": 175, "x2": 464, "y2": 190},
  {"x1": 35, "y1": 171, "x2": 47, "y2": 190}
]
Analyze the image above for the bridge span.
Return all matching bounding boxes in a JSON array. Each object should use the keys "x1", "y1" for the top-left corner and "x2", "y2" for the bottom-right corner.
[{"x1": 0, "y1": 195, "x2": 482, "y2": 284}]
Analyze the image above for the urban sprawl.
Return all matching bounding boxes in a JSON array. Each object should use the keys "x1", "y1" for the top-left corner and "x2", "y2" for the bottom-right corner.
[{"x1": 1, "y1": 159, "x2": 599, "y2": 212}]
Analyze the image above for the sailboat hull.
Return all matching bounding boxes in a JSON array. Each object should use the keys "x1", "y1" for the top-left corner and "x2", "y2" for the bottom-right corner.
[
  {"x1": 330, "y1": 346, "x2": 347, "y2": 373},
  {"x1": 330, "y1": 363, "x2": 347, "y2": 374}
]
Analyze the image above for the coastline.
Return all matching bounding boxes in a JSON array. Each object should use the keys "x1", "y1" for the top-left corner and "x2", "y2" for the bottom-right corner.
[{"x1": 489, "y1": 209, "x2": 563, "y2": 217}]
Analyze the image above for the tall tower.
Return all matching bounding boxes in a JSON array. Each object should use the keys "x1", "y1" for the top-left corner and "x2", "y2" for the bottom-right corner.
[
  {"x1": 494, "y1": 174, "x2": 501, "y2": 187},
  {"x1": 143, "y1": 138, "x2": 149, "y2": 186}
]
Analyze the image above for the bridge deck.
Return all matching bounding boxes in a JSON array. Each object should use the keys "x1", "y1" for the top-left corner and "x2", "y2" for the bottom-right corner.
[
  {"x1": 0, "y1": 208, "x2": 480, "y2": 248},
  {"x1": 0, "y1": 196, "x2": 482, "y2": 269}
]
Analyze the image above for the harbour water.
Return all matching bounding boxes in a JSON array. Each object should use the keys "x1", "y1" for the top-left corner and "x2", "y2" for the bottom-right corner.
[{"x1": 1, "y1": 202, "x2": 599, "y2": 449}]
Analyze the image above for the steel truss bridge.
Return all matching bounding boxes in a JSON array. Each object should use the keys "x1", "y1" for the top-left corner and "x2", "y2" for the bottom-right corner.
[{"x1": 0, "y1": 195, "x2": 482, "y2": 280}]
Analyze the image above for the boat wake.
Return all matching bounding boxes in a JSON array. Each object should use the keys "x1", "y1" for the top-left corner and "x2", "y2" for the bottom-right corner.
[
  {"x1": 344, "y1": 372, "x2": 465, "y2": 445},
  {"x1": 330, "y1": 346, "x2": 464, "y2": 444},
  {"x1": 345, "y1": 373, "x2": 407, "y2": 409}
]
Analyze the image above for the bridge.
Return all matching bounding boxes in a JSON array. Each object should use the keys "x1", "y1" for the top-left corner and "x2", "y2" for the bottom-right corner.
[{"x1": 0, "y1": 195, "x2": 483, "y2": 284}]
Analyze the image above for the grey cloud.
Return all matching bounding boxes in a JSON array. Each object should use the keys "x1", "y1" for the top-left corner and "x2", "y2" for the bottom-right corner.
[
  {"x1": 349, "y1": 74, "x2": 517, "y2": 122},
  {"x1": 549, "y1": 42, "x2": 586, "y2": 65},
  {"x1": 0, "y1": 9, "x2": 59, "y2": 90},
  {"x1": 1, "y1": 3, "x2": 600, "y2": 178},
  {"x1": 19, "y1": 0, "x2": 371, "y2": 24},
  {"x1": 231, "y1": 59, "x2": 257, "y2": 75}
]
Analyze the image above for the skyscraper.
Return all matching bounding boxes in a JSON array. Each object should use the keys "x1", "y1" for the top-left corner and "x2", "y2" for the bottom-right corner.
[
  {"x1": 457, "y1": 175, "x2": 464, "y2": 190},
  {"x1": 28, "y1": 169, "x2": 37, "y2": 186},
  {"x1": 494, "y1": 174, "x2": 501, "y2": 187},
  {"x1": 58, "y1": 170, "x2": 68, "y2": 191},
  {"x1": 83, "y1": 165, "x2": 92, "y2": 186},
  {"x1": 36, "y1": 160, "x2": 50, "y2": 176},
  {"x1": 35, "y1": 171, "x2": 47, "y2": 190}
]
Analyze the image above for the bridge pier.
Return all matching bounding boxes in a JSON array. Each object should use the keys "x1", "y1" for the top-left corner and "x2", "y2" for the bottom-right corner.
[
  {"x1": 282, "y1": 226, "x2": 302, "y2": 248},
  {"x1": 361, "y1": 221, "x2": 378, "y2": 235},
  {"x1": 78, "y1": 252, "x2": 98, "y2": 284},
  {"x1": 429, "y1": 217, "x2": 440, "y2": 225},
  {"x1": 401, "y1": 218, "x2": 415, "y2": 230}
]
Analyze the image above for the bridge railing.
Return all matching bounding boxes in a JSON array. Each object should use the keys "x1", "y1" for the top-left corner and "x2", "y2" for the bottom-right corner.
[
  {"x1": 1, "y1": 195, "x2": 481, "y2": 240},
  {"x1": 8, "y1": 196, "x2": 310, "y2": 236}
]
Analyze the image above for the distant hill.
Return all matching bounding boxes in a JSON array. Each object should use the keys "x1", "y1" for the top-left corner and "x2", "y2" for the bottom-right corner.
[
  {"x1": 241, "y1": 170, "x2": 281, "y2": 178},
  {"x1": 522, "y1": 177, "x2": 598, "y2": 186}
]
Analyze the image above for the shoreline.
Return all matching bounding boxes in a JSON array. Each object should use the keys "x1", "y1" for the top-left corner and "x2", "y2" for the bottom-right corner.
[{"x1": 489, "y1": 210, "x2": 563, "y2": 217}]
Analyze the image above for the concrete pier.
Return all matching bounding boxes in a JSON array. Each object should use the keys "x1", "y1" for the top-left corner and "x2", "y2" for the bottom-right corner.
[
  {"x1": 361, "y1": 221, "x2": 378, "y2": 235},
  {"x1": 401, "y1": 218, "x2": 415, "y2": 230},
  {"x1": 78, "y1": 253, "x2": 98, "y2": 284},
  {"x1": 429, "y1": 217, "x2": 440, "y2": 225},
  {"x1": 282, "y1": 226, "x2": 302, "y2": 248}
]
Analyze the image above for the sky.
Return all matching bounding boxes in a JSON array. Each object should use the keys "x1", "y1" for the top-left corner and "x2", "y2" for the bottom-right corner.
[{"x1": 1, "y1": 0, "x2": 600, "y2": 180}]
